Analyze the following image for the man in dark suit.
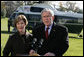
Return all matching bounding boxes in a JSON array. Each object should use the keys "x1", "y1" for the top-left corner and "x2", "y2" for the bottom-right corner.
[{"x1": 30, "y1": 8, "x2": 69, "y2": 56}]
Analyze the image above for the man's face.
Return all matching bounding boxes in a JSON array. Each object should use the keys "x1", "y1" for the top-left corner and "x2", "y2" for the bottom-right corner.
[{"x1": 42, "y1": 11, "x2": 54, "y2": 27}]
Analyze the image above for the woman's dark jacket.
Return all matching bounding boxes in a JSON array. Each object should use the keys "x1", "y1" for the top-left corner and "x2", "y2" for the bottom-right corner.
[{"x1": 3, "y1": 31, "x2": 33, "y2": 56}]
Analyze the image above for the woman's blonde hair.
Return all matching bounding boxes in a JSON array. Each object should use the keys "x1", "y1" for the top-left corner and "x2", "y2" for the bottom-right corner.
[{"x1": 14, "y1": 15, "x2": 28, "y2": 28}]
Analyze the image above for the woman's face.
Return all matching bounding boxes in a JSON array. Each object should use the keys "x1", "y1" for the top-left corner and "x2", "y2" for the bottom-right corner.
[{"x1": 16, "y1": 20, "x2": 26, "y2": 33}]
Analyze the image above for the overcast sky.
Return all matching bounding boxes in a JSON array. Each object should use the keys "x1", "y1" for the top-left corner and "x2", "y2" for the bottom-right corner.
[{"x1": 51, "y1": 1, "x2": 83, "y2": 10}]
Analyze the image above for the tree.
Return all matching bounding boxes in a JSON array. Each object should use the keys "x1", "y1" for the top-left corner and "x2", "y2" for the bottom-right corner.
[
  {"x1": 5, "y1": 1, "x2": 15, "y2": 17},
  {"x1": 58, "y1": 1, "x2": 83, "y2": 13},
  {"x1": 65, "y1": 1, "x2": 76, "y2": 12},
  {"x1": 74, "y1": 7, "x2": 83, "y2": 13},
  {"x1": 1, "y1": 1, "x2": 7, "y2": 18},
  {"x1": 57, "y1": 2, "x2": 67, "y2": 11},
  {"x1": 1, "y1": 1, "x2": 24, "y2": 17}
]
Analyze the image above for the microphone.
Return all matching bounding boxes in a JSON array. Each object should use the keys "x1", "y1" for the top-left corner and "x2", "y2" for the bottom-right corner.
[
  {"x1": 33, "y1": 38, "x2": 37, "y2": 44},
  {"x1": 38, "y1": 39, "x2": 44, "y2": 48},
  {"x1": 31, "y1": 38, "x2": 37, "y2": 48},
  {"x1": 31, "y1": 38, "x2": 44, "y2": 53}
]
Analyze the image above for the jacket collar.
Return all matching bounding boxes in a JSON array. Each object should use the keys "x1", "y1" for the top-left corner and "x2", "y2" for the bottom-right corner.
[
  {"x1": 16, "y1": 30, "x2": 32, "y2": 37},
  {"x1": 41, "y1": 22, "x2": 57, "y2": 40}
]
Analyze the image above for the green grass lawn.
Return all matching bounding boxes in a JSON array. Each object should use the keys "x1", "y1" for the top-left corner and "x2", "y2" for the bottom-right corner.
[
  {"x1": 63, "y1": 38, "x2": 83, "y2": 56},
  {"x1": 1, "y1": 18, "x2": 83, "y2": 56}
]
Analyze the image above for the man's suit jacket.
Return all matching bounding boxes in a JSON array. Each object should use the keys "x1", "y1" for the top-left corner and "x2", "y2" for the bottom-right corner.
[{"x1": 32, "y1": 22, "x2": 69, "y2": 56}]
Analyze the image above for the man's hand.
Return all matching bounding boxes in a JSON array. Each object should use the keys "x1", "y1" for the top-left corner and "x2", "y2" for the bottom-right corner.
[{"x1": 44, "y1": 52, "x2": 55, "y2": 56}]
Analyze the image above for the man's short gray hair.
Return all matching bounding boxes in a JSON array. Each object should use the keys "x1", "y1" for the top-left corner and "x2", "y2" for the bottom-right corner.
[{"x1": 41, "y1": 8, "x2": 54, "y2": 16}]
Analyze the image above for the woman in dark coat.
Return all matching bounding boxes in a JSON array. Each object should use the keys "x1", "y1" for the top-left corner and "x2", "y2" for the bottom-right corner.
[{"x1": 3, "y1": 15, "x2": 33, "y2": 56}]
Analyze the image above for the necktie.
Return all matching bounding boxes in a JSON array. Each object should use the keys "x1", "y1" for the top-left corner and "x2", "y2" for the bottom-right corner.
[{"x1": 45, "y1": 28, "x2": 49, "y2": 39}]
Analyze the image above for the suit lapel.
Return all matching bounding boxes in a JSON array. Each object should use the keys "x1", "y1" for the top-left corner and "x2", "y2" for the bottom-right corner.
[
  {"x1": 48, "y1": 22, "x2": 57, "y2": 40},
  {"x1": 42, "y1": 22, "x2": 57, "y2": 41},
  {"x1": 41, "y1": 25, "x2": 46, "y2": 40}
]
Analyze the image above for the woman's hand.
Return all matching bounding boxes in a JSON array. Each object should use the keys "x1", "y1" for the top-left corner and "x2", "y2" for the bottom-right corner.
[
  {"x1": 44, "y1": 52, "x2": 55, "y2": 56},
  {"x1": 29, "y1": 49, "x2": 36, "y2": 55},
  {"x1": 29, "y1": 49, "x2": 40, "y2": 56}
]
